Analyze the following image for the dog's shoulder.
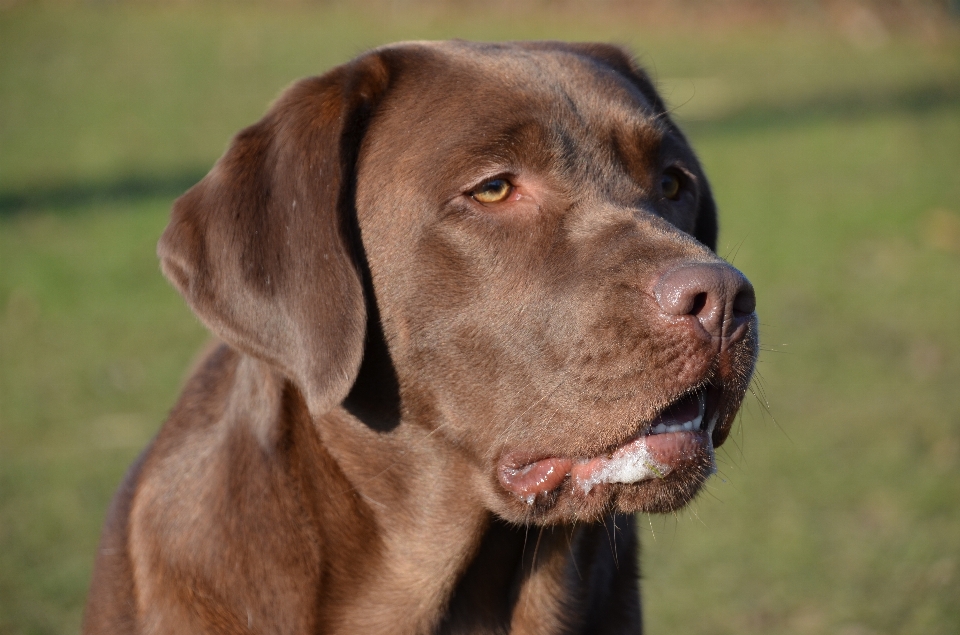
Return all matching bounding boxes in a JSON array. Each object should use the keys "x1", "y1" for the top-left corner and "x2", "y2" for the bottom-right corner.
[{"x1": 116, "y1": 346, "x2": 324, "y2": 630}]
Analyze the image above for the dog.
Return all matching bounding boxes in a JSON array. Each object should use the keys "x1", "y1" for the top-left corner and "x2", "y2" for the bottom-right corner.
[{"x1": 83, "y1": 40, "x2": 757, "y2": 634}]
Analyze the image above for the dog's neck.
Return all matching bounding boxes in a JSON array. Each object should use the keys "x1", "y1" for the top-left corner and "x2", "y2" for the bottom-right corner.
[
  {"x1": 235, "y1": 353, "x2": 639, "y2": 634},
  {"x1": 312, "y1": 408, "x2": 491, "y2": 632}
]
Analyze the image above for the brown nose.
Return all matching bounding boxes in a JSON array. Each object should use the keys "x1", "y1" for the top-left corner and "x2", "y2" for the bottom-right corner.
[{"x1": 653, "y1": 263, "x2": 756, "y2": 339}]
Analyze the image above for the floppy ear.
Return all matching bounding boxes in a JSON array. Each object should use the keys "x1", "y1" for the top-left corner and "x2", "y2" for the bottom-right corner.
[
  {"x1": 158, "y1": 53, "x2": 391, "y2": 417},
  {"x1": 523, "y1": 41, "x2": 719, "y2": 251}
]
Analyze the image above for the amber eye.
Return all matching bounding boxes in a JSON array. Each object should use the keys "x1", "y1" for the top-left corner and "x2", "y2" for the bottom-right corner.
[
  {"x1": 472, "y1": 179, "x2": 513, "y2": 204},
  {"x1": 661, "y1": 172, "x2": 681, "y2": 200}
]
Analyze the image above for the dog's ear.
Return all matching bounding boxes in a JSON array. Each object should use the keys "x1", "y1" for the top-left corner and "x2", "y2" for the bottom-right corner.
[
  {"x1": 523, "y1": 42, "x2": 719, "y2": 251},
  {"x1": 158, "y1": 53, "x2": 391, "y2": 417}
]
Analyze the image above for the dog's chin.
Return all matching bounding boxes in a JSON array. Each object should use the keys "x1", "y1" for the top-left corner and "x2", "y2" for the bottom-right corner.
[{"x1": 607, "y1": 452, "x2": 715, "y2": 514}]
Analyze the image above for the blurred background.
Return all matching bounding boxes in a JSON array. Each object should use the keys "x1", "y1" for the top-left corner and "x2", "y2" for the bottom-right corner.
[{"x1": 1, "y1": 1, "x2": 959, "y2": 633}]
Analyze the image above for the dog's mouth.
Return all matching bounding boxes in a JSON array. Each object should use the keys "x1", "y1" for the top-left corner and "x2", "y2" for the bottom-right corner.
[{"x1": 497, "y1": 388, "x2": 719, "y2": 504}]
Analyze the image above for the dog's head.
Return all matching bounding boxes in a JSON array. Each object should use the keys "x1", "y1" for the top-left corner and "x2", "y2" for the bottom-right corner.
[{"x1": 159, "y1": 41, "x2": 758, "y2": 525}]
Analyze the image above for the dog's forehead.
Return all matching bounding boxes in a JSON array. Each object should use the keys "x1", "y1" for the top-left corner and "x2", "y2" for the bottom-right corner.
[
  {"x1": 382, "y1": 41, "x2": 660, "y2": 128},
  {"x1": 360, "y1": 41, "x2": 668, "y2": 194}
]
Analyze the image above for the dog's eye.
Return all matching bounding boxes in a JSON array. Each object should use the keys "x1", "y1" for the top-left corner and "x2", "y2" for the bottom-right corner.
[
  {"x1": 660, "y1": 172, "x2": 682, "y2": 201},
  {"x1": 472, "y1": 179, "x2": 513, "y2": 204}
]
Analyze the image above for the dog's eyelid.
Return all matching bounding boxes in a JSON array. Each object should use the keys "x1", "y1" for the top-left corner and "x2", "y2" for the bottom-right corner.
[
  {"x1": 464, "y1": 172, "x2": 517, "y2": 194},
  {"x1": 663, "y1": 164, "x2": 694, "y2": 180}
]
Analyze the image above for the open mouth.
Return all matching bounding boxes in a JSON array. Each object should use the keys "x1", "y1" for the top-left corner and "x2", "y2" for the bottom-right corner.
[{"x1": 498, "y1": 388, "x2": 719, "y2": 504}]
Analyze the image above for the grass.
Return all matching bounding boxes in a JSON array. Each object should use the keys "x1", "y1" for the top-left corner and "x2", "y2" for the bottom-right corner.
[{"x1": 2, "y1": 3, "x2": 959, "y2": 634}]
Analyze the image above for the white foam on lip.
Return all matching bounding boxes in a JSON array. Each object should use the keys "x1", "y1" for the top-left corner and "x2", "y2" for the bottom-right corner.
[
  {"x1": 575, "y1": 439, "x2": 669, "y2": 494},
  {"x1": 576, "y1": 393, "x2": 715, "y2": 494}
]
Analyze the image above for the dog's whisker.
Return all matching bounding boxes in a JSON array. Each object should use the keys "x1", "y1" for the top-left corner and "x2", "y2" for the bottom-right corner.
[
  {"x1": 747, "y1": 378, "x2": 787, "y2": 443},
  {"x1": 521, "y1": 519, "x2": 532, "y2": 564},
  {"x1": 723, "y1": 234, "x2": 749, "y2": 266},
  {"x1": 612, "y1": 516, "x2": 622, "y2": 570},
  {"x1": 360, "y1": 493, "x2": 388, "y2": 510},
  {"x1": 565, "y1": 522, "x2": 585, "y2": 583},
  {"x1": 645, "y1": 513, "x2": 657, "y2": 542},
  {"x1": 531, "y1": 525, "x2": 546, "y2": 571}
]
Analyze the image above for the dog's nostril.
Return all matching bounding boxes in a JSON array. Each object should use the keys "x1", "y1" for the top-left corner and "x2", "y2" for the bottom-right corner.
[
  {"x1": 732, "y1": 286, "x2": 756, "y2": 317},
  {"x1": 653, "y1": 262, "x2": 755, "y2": 338},
  {"x1": 689, "y1": 292, "x2": 708, "y2": 316}
]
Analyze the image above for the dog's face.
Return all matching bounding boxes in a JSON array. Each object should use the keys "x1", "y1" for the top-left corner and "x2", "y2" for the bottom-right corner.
[
  {"x1": 159, "y1": 41, "x2": 757, "y2": 527},
  {"x1": 356, "y1": 42, "x2": 756, "y2": 523}
]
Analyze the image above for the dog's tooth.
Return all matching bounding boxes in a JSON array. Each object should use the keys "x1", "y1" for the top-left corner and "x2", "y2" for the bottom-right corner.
[
  {"x1": 682, "y1": 420, "x2": 693, "y2": 431},
  {"x1": 653, "y1": 423, "x2": 667, "y2": 435},
  {"x1": 692, "y1": 412, "x2": 703, "y2": 431}
]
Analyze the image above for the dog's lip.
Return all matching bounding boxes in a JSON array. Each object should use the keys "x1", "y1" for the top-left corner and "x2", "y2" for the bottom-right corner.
[{"x1": 498, "y1": 388, "x2": 718, "y2": 502}]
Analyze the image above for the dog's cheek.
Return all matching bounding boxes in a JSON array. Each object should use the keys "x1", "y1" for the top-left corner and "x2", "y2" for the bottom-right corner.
[{"x1": 388, "y1": 223, "x2": 545, "y2": 421}]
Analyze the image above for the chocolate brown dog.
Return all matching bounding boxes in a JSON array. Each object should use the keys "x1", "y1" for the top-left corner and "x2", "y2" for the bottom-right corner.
[{"x1": 84, "y1": 40, "x2": 757, "y2": 634}]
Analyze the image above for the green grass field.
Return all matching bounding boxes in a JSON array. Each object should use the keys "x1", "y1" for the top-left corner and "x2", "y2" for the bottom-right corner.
[{"x1": 2, "y1": 3, "x2": 959, "y2": 634}]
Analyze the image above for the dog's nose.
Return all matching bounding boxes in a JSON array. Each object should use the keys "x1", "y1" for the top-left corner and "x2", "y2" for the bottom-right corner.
[{"x1": 653, "y1": 263, "x2": 756, "y2": 339}]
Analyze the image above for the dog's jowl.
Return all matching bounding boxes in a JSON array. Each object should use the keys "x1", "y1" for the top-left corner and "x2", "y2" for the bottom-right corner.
[{"x1": 84, "y1": 41, "x2": 758, "y2": 635}]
